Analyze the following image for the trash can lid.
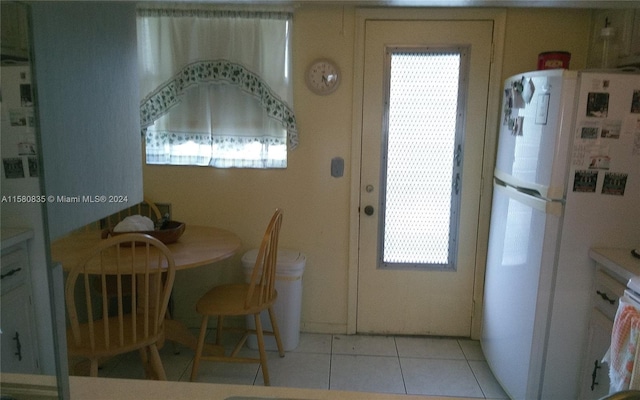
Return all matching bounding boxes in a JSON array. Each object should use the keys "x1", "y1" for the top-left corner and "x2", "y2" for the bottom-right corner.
[{"x1": 242, "y1": 248, "x2": 306, "y2": 272}]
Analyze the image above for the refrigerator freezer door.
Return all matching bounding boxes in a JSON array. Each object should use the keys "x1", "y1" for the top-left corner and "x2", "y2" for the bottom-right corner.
[
  {"x1": 494, "y1": 70, "x2": 578, "y2": 200},
  {"x1": 481, "y1": 180, "x2": 562, "y2": 400}
]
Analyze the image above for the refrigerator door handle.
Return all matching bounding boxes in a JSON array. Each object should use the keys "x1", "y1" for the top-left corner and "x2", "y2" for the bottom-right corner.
[{"x1": 494, "y1": 178, "x2": 563, "y2": 216}]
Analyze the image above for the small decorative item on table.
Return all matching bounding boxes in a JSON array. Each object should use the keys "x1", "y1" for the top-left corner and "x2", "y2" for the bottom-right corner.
[{"x1": 102, "y1": 215, "x2": 186, "y2": 245}]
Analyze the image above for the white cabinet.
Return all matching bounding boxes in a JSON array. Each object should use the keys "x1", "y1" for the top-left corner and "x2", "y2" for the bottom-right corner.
[
  {"x1": 1, "y1": 230, "x2": 39, "y2": 374},
  {"x1": 582, "y1": 308, "x2": 614, "y2": 399},
  {"x1": 580, "y1": 268, "x2": 626, "y2": 399},
  {"x1": 29, "y1": 2, "x2": 143, "y2": 240},
  {"x1": 582, "y1": 248, "x2": 640, "y2": 399},
  {"x1": 587, "y1": 9, "x2": 640, "y2": 68},
  {"x1": 1, "y1": 283, "x2": 39, "y2": 373}
]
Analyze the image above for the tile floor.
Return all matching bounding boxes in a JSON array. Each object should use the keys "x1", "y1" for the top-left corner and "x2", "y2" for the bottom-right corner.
[{"x1": 96, "y1": 332, "x2": 509, "y2": 399}]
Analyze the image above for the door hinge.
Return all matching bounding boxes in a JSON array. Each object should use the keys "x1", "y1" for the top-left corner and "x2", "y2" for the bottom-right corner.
[{"x1": 454, "y1": 144, "x2": 462, "y2": 167}]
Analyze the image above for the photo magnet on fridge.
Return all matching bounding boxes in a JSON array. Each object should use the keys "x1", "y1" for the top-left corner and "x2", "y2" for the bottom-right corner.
[
  {"x1": 601, "y1": 172, "x2": 627, "y2": 196},
  {"x1": 572, "y1": 170, "x2": 598, "y2": 193}
]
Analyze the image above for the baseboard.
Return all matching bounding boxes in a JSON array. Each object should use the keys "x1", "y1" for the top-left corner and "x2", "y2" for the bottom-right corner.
[{"x1": 300, "y1": 321, "x2": 348, "y2": 335}]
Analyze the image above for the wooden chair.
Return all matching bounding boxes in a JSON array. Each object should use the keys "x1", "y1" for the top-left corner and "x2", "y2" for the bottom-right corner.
[
  {"x1": 94, "y1": 197, "x2": 165, "y2": 312},
  {"x1": 190, "y1": 209, "x2": 285, "y2": 385},
  {"x1": 65, "y1": 233, "x2": 176, "y2": 379},
  {"x1": 142, "y1": 197, "x2": 163, "y2": 223}
]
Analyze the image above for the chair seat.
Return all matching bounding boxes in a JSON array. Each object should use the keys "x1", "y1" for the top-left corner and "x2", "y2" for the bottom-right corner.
[{"x1": 196, "y1": 283, "x2": 277, "y2": 316}]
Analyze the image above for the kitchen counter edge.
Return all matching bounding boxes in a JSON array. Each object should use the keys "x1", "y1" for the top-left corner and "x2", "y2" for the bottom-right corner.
[
  {"x1": 590, "y1": 247, "x2": 640, "y2": 283},
  {"x1": 0, "y1": 373, "x2": 476, "y2": 400}
]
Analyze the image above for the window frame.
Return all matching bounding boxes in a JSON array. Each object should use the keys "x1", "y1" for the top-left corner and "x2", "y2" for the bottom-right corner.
[{"x1": 137, "y1": 7, "x2": 296, "y2": 169}]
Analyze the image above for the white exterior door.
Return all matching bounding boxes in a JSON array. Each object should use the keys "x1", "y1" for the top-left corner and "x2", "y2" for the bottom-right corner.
[{"x1": 357, "y1": 19, "x2": 494, "y2": 336}]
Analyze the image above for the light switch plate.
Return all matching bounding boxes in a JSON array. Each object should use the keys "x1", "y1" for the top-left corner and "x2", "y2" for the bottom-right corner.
[{"x1": 331, "y1": 157, "x2": 344, "y2": 177}]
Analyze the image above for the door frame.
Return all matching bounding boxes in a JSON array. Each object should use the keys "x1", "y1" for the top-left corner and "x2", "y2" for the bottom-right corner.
[{"x1": 348, "y1": 8, "x2": 506, "y2": 339}]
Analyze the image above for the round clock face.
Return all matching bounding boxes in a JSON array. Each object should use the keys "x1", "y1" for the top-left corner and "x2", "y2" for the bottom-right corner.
[{"x1": 306, "y1": 59, "x2": 340, "y2": 95}]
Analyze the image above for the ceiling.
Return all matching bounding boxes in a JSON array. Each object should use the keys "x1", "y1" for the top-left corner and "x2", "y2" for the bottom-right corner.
[{"x1": 153, "y1": 0, "x2": 639, "y2": 9}]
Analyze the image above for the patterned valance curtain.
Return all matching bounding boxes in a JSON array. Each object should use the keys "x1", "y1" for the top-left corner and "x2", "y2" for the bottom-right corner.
[{"x1": 137, "y1": 5, "x2": 296, "y2": 168}]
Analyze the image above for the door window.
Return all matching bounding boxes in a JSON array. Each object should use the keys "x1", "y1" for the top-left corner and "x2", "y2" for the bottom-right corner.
[{"x1": 380, "y1": 47, "x2": 469, "y2": 270}]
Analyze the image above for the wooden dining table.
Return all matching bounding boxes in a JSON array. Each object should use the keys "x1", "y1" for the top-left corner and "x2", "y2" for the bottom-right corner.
[{"x1": 51, "y1": 225, "x2": 242, "y2": 355}]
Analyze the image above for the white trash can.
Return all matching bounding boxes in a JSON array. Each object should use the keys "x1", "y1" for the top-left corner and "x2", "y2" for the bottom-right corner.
[{"x1": 242, "y1": 248, "x2": 306, "y2": 351}]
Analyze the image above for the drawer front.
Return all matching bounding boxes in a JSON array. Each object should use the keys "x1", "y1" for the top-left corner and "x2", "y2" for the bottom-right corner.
[
  {"x1": 594, "y1": 269, "x2": 626, "y2": 321},
  {"x1": 1, "y1": 248, "x2": 28, "y2": 295}
]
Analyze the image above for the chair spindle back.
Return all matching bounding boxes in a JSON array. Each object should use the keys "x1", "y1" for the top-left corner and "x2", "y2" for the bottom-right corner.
[
  {"x1": 65, "y1": 233, "x2": 175, "y2": 354},
  {"x1": 245, "y1": 209, "x2": 283, "y2": 309}
]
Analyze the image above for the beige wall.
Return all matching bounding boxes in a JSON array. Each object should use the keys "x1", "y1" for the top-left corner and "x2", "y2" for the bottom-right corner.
[
  {"x1": 501, "y1": 8, "x2": 592, "y2": 79},
  {"x1": 143, "y1": 5, "x2": 593, "y2": 332}
]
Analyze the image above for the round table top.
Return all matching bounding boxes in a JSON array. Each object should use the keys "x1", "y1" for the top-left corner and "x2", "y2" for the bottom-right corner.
[{"x1": 51, "y1": 225, "x2": 242, "y2": 271}]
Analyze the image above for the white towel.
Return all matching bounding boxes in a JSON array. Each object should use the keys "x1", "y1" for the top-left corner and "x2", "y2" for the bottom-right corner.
[
  {"x1": 631, "y1": 339, "x2": 640, "y2": 390},
  {"x1": 113, "y1": 215, "x2": 154, "y2": 232},
  {"x1": 607, "y1": 295, "x2": 640, "y2": 393}
]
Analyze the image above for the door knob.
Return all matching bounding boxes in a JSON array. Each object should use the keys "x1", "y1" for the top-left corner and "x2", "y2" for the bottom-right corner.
[{"x1": 364, "y1": 205, "x2": 374, "y2": 216}]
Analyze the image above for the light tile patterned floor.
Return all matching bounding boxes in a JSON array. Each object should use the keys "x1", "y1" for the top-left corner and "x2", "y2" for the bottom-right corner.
[{"x1": 95, "y1": 332, "x2": 509, "y2": 399}]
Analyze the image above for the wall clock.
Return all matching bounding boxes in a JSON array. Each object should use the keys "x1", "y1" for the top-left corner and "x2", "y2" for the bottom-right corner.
[{"x1": 305, "y1": 59, "x2": 340, "y2": 95}]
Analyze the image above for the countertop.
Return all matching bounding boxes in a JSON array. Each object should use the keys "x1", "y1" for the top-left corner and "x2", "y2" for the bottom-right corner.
[
  {"x1": 0, "y1": 227, "x2": 34, "y2": 250},
  {"x1": 589, "y1": 247, "x2": 640, "y2": 283},
  {"x1": 0, "y1": 373, "x2": 476, "y2": 400}
]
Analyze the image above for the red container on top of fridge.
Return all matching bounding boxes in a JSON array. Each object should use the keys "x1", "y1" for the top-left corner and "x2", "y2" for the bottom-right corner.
[{"x1": 537, "y1": 51, "x2": 571, "y2": 70}]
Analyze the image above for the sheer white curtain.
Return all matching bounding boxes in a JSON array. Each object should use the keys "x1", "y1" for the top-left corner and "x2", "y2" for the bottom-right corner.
[{"x1": 137, "y1": 5, "x2": 296, "y2": 168}]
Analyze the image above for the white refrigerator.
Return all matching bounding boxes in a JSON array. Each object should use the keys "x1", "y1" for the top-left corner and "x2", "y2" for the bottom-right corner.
[{"x1": 481, "y1": 69, "x2": 640, "y2": 400}]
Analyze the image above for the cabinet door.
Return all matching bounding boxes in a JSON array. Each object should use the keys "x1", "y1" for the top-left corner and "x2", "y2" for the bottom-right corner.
[
  {"x1": 1, "y1": 286, "x2": 39, "y2": 373},
  {"x1": 581, "y1": 308, "x2": 613, "y2": 399},
  {"x1": 588, "y1": 9, "x2": 640, "y2": 68},
  {"x1": 29, "y1": 2, "x2": 142, "y2": 240},
  {"x1": 0, "y1": 2, "x2": 29, "y2": 60}
]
